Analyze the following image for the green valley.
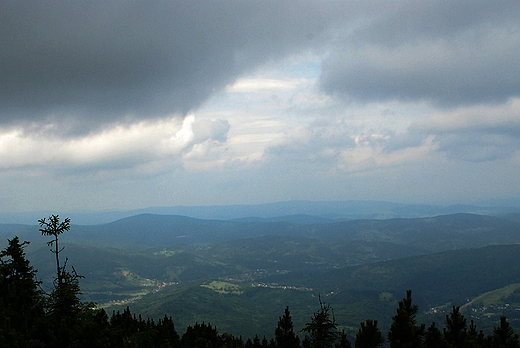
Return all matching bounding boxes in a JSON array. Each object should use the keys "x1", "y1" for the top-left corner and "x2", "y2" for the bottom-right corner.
[{"x1": 3, "y1": 211, "x2": 520, "y2": 342}]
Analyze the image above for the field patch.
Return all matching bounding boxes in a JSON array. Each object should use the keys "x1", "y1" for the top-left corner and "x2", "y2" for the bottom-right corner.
[
  {"x1": 201, "y1": 281, "x2": 243, "y2": 295},
  {"x1": 461, "y1": 282, "x2": 520, "y2": 309}
]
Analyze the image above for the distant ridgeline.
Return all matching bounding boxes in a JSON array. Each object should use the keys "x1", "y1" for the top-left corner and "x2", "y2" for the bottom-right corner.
[{"x1": 1, "y1": 199, "x2": 520, "y2": 225}]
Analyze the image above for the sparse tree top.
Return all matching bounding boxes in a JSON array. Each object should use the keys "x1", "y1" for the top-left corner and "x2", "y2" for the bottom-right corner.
[
  {"x1": 39, "y1": 214, "x2": 70, "y2": 246},
  {"x1": 39, "y1": 214, "x2": 71, "y2": 286}
]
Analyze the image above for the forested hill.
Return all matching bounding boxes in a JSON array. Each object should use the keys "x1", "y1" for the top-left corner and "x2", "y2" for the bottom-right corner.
[
  {"x1": 264, "y1": 243, "x2": 520, "y2": 310},
  {"x1": 2, "y1": 212, "x2": 520, "y2": 253},
  {"x1": 66, "y1": 213, "x2": 520, "y2": 252},
  {"x1": 121, "y1": 243, "x2": 520, "y2": 339}
]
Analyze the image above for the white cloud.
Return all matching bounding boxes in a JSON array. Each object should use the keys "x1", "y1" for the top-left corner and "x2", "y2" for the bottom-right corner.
[
  {"x1": 404, "y1": 98, "x2": 520, "y2": 162},
  {"x1": 339, "y1": 135, "x2": 436, "y2": 173},
  {"x1": 226, "y1": 77, "x2": 305, "y2": 93},
  {"x1": 414, "y1": 98, "x2": 520, "y2": 134},
  {"x1": 168, "y1": 115, "x2": 196, "y2": 149},
  {"x1": 0, "y1": 114, "x2": 234, "y2": 173},
  {"x1": 191, "y1": 118, "x2": 230, "y2": 143}
]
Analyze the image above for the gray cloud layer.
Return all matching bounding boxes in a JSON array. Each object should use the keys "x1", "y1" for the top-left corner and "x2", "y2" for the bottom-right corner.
[
  {"x1": 3, "y1": 0, "x2": 520, "y2": 136},
  {"x1": 320, "y1": 0, "x2": 520, "y2": 107},
  {"x1": 1, "y1": 0, "x2": 344, "y2": 134}
]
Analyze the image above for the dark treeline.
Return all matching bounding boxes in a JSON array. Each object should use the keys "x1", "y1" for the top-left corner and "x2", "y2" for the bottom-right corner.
[{"x1": 1, "y1": 216, "x2": 520, "y2": 347}]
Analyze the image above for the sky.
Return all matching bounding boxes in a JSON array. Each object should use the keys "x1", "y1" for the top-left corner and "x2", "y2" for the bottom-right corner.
[{"x1": 1, "y1": 0, "x2": 520, "y2": 213}]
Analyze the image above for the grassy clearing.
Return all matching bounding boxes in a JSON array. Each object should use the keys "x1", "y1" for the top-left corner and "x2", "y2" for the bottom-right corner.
[
  {"x1": 118, "y1": 269, "x2": 156, "y2": 287},
  {"x1": 379, "y1": 292, "x2": 393, "y2": 301},
  {"x1": 85, "y1": 268, "x2": 164, "y2": 307},
  {"x1": 201, "y1": 281, "x2": 243, "y2": 295},
  {"x1": 461, "y1": 283, "x2": 520, "y2": 310}
]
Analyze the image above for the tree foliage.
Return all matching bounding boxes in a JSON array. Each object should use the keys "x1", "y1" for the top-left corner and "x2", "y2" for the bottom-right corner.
[
  {"x1": 0, "y1": 237, "x2": 44, "y2": 347},
  {"x1": 39, "y1": 215, "x2": 70, "y2": 286},
  {"x1": 275, "y1": 306, "x2": 300, "y2": 348},
  {"x1": 444, "y1": 305, "x2": 467, "y2": 347},
  {"x1": 491, "y1": 316, "x2": 520, "y2": 348},
  {"x1": 302, "y1": 296, "x2": 339, "y2": 348},
  {"x1": 355, "y1": 319, "x2": 384, "y2": 348},
  {"x1": 387, "y1": 290, "x2": 425, "y2": 348}
]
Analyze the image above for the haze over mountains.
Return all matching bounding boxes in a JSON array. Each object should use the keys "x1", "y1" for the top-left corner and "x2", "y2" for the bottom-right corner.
[
  {"x1": 1, "y1": 199, "x2": 520, "y2": 225},
  {"x1": 3, "y1": 208, "x2": 520, "y2": 252}
]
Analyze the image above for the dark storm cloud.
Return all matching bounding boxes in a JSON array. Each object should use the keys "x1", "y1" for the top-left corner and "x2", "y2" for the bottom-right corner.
[
  {"x1": 4, "y1": 0, "x2": 519, "y2": 138},
  {"x1": 320, "y1": 0, "x2": 520, "y2": 107},
  {"x1": 0, "y1": 0, "x2": 344, "y2": 135}
]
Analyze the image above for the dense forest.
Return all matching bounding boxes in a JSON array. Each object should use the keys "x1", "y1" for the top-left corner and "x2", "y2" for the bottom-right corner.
[{"x1": 2, "y1": 216, "x2": 520, "y2": 347}]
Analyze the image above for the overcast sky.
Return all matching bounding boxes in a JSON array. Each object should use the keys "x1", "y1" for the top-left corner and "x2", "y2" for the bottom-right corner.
[{"x1": 1, "y1": 0, "x2": 520, "y2": 213}]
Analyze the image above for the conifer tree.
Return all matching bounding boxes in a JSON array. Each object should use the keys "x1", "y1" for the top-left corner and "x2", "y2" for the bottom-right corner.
[
  {"x1": 39, "y1": 215, "x2": 94, "y2": 347},
  {"x1": 387, "y1": 290, "x2": 425, "y2": 348},
  {"x1": 491, "y1": 316, "x2": 520, "y2": 348},
  {"x1": 466, "y1": 319, "x2": 480, "y2": 348},
  {"x1": 39, "y1": 215, "x2": 70, "y2": 286},
  {"x1": 336, "y1": 330, "x2": 352, "y2": 348},
  {"x1": 181, "y1": 322, "x2": 223, "y2": 348},
  {"x1": 424, "y1": 322, "x2": 444, "y2": 348},
  {"x1": 0, "y1": 237, "x2": 45, "y2": 346},
  {"x1": 156, "y1": 314, "x2": 180, "y2": 347},
  {"x1": 302, "y1": 296, "x2": 339, "y2": 348},
  {"x1": 275, "y1": 306, "x2": 300, "y2": 348},
  {"x1": 251, "y1": 334, "x2": 262, "y2": 348},
  {"x1": 355, "y1": 319, "x2": 384, "y2": 348},
  {"x1": 444, "y1": 306, "x2": 467, "y2": 347}
]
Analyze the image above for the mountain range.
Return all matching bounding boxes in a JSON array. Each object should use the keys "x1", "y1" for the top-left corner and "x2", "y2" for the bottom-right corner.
[
  {"x1": 1, "y1": 202, "x2": 520, "y2": 339},
  {"x1": 2, "y1": 199, "x2": 520, "y2": 224}
]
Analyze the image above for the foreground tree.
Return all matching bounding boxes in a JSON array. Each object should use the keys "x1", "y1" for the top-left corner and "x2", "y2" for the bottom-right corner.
[
  {"x1": 155, "y1": 314, "x2": 181, "y2": 347},
  {"x1": 0, "y1": 237, "x2": 45, "y2": 347},
  {"x1": 444, "y1": 306, "x2": 467, "y2": 347},
  {"x1": 387, "y1": 290, "x2": 425, "y2": 348},
  {"x1": 491, "y1": 316, "x2": 520, "y2": 348},
  {"x1": 39, "y1": 215, "x2": 70, "y2": 286},
  {"x1": 355, "y1": 319, "x2": 384, "y2": 348},
  {"x1": 39, "y1": 215, "x2": 95, "y2": 347},
  {"x1": 336, "y1": 330, "x2": 353, "y2": 348},
  {"x1": 424, "y1": 322, "x2": 444, "y2": 348},
  {"x1": 302, "y1": 296, "x2": 339, "y2": 348},
  {"x1": 181, "y1": 322, "x2": 223, "y2": 348},
  {"x1": 275, "y1": 306, "x2": 300, "y2": 348}
]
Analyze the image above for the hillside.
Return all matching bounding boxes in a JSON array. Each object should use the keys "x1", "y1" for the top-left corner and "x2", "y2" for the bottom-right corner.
[
  {"x1": 265, "y1": 244, "x2": 520, "y2": 307},
  {"x1": 3, "y1": 212, "x2": 520, "y2": 339},
  {"x1": 3, "y1": 212, "x2": 520, "y2": 252},
  {"x1": 112, "y1": 244, "x2": 520, "y2": 338},
  {"x1": 71, "y1": 213, "x2": 520, "y2": 252},
  {"x1": 21, "y1": 235, "x2": 427, "y2": 304}
]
